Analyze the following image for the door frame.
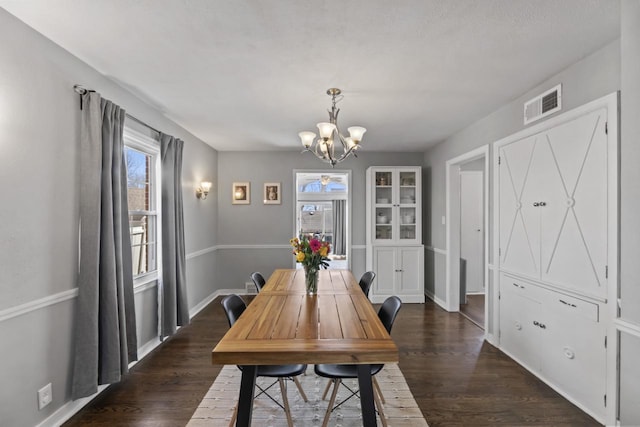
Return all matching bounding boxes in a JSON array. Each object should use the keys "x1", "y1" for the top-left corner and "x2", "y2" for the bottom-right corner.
[
  {"x1": 292, "y1": 169, "x2": 352, "y2": 270},
  {"x1": 445, "y1": 145, "x2": 489, "y2": 324}
]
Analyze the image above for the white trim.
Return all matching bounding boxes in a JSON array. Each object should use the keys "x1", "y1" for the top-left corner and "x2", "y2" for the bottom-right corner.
[
  {"x1": 425, "y1": 289, "x2": 448, "y2": 309},
  {"x1": 445, "y1": 145, "x2": 490, "y2": 313},
  {"x1": 425, "y1": 246, "x2": 447, "y2": 255},
  {"x1": 216, "y1": 244, "x2": 291, "y2": 250},
  {"x1": 0, "y1": 288, "x2": 78, "y2": 322},
  {"x1": 487, "y1": 263, "x2": 496, "y2": 270},
  {"x1": 134, "y1": 280, "x2": 157, "y2": 295},
  {"x1": 185, "y1": 245, "x2": 218, "y2": 260},
  {"x1": 352, "y1": 245, "x2": 366, "y2": 250},
  {"x1": 35, "y1": 383, "x2": 110, "y2": 427},
  {"x1": 615, "y1": 319, "x2": 640, "y2": 337},
  {"x1": 189, "y1": 288, "x2": 246, "y2": 319}
]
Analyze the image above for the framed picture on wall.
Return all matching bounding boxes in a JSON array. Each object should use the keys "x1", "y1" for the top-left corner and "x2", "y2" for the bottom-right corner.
[
  {"x1": 263, "y1": 182, "x2": 281, "y2": 205},
  {"x1": 232, "y1": 182, "x2": 250, "y2": 204}
]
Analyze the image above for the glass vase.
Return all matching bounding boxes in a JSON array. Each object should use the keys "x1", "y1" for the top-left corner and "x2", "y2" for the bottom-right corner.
[{"x1": 304, "y1": 265, "x2": 318, "y2": 295}]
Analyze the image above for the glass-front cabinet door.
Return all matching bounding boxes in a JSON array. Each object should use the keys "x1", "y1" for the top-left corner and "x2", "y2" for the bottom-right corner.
[{"x1": 369, "y1": 167, "x2": 421, "y2": 244}]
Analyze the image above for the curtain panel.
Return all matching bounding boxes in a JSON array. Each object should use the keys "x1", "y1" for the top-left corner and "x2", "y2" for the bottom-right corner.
[
  {"x1": 160, "y1": 133, "x2": 189, "y2": 338},
  {"x1": 72, "y1": 92, "x2": 137, "y2": 399},
  {"x1": 332, "y1": 199, "x2": 346, "y2": 256}
]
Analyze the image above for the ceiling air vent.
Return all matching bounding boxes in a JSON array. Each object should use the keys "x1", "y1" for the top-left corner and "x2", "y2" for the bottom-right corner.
[{"x1": 524, "y1": 84, "x2": 562, "y2": 125}]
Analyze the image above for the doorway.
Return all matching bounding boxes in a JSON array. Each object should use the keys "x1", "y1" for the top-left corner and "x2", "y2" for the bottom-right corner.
[
  {"x1": 459, "y1": 168, "x2": 485, "y2": 327},
  {"x1": 294, "y1": 171, "x2": 351, "y2": 270},
  {"x1": 445, "y1": 146, "x2": 489, "y2": 330}
]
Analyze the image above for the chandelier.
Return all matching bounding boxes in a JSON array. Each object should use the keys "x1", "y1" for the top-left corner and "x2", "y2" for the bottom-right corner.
[{"x1": 298, "y1": 88, "x2": 366, "y2": 167}]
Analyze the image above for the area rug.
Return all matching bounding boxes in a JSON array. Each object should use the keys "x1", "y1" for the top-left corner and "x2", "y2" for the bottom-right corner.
[{"x1": 188, "y1": 364, "x2": 428, "y2": 426}]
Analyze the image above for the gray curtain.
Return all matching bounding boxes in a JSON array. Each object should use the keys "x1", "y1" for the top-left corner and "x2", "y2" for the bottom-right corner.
[
  {"x1": 72, "y1": 92, "x2": 137, "y2": 399},
  {"x1": 160, "y1": 133, "x2": 189, "y2": 338},
  {"x1": 332, "y1": 199, "x2": 346, "y2": 256}
]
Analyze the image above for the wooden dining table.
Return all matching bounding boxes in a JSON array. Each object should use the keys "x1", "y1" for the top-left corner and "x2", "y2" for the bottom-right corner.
[{"x1": 211, "y1": 268, "x2": 399, "y2": 426}]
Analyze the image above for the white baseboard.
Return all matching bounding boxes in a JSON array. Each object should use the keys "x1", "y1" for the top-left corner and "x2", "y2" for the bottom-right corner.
[
  {"x1": 189, "y1": 288, "x2": 246, "y2": 319},
  {"x1": 425, "y1": 290, "x2": 448, "y2": 310}
]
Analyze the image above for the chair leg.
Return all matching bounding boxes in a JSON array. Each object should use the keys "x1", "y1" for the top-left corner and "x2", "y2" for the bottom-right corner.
[
  {"x1": 278, "y1": 378, "x2": 294, "y2": 427},
  {"x1": 322, "y1": 379, "x2": 341, "y2": 427},
  {"x1": 293, "y1": 376, "x2": 308, "y2": 402},
  {"x1": 373, "y1": 376, "x2": 385, "y2": 404},
  {"x1": 229, "y1": 403, "x2": 238, "y2": 427},
  {"x1": 373, "y1": 385, "x2": 388, "y2": 427},
  {"x1": 321, "y1": 379, "x2": 333, "y2": 400}
]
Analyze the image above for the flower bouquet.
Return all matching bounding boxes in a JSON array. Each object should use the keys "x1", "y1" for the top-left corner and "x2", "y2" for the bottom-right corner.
[{"x1": 290, "y1": 236, "x2": 331, "y2": 295}]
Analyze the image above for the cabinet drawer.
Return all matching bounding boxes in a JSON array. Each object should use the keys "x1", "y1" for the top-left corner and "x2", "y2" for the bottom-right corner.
[
  {"x1": 501, "y1": 273, "x2": 600, "y2": 322},
  {"x1": 547, "y1": 293, "x2": 599, "y2": 323},
  {"x1": 501, "y1": 274, "x2": 545, "y2": 303}
]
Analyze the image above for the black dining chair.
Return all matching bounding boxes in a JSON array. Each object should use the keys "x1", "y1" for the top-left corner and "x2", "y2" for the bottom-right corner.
[
  {"x1": 358, "y1": 271, "x2": 376, "y2": 297},
  {"x1": 221, "y1": 294, "x2": 308, "y2": 427},
  {"x1": 314, "y1": 295, "x2": 402, "y2": 427},
  {"x1": 250, "y1": 271, "x2": 266, "y2": 292}
]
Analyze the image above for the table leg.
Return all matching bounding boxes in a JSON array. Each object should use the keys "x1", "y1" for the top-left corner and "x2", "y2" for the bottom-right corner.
[
  {"x1": 357, "y1": 364, "x2": 378, "y2": 427},
  {"x1": 236, "y1": 365, "x2": 257, "y2": 427}
]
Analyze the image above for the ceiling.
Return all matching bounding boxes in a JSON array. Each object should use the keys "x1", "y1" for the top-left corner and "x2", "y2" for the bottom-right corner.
[{"x1": 0, "y1": 1, "x2": 620, "y2": 152}]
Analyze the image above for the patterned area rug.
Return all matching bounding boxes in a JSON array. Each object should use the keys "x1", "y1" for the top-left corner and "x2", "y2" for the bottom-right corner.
[{"x1": 188, "y1": 364, "x2": 428, "y2": 426}]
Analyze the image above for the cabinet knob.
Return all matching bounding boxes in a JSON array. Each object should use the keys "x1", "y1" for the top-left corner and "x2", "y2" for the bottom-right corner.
[
  {"x1": 533, "y1": 202, "x2": 540, "y2": 207},
  {"x1": 533, "y1": 320, "x2": 539, "y2": 326},
  {"x1": 563, "y1": 347, "x2": 575, "y2": 359},
  {"x1": 539, "y1": 201, "x2": 547, "y2": 207}
]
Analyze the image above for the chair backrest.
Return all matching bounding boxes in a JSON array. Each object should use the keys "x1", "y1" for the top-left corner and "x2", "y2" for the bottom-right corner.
[
  {"x1": 378, "y1": 296, "x2": 402, "y2": 334},
  {"x1": 250, "y1": 272, "x2": 266, "y2": 292},
  {"x1": 358, "y1": 271, "x2": 376, "y2": 297},
  {"x1": 221, "y1": 294, "x2": 247, "y2": 327}
]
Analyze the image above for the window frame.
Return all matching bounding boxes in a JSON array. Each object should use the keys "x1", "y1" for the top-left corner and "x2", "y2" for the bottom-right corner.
[{"x1": 123, "y1": 127, "x2": 162, "y2": 289}]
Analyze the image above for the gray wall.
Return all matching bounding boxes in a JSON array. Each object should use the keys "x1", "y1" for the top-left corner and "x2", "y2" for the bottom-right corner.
[
  {"x1": 0, "y1": 9, "x2": 218, "y2": 427},
  {"x1": 215, "y1": 151, "x2": 424, "y2": 289},
  {"x1": 422, "y1": 39, "x2": 620, "y2": 301}
]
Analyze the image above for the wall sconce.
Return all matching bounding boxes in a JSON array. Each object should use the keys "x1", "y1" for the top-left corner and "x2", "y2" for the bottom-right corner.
[{"x1": 196, "y1": 181, "x2": 212, "y2": 200}]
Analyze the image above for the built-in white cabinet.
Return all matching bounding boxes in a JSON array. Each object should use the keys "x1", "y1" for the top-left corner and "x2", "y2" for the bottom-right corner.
[
  {"x1": 495, "y1": 93, "x2": 617, "y2": 424},
  {"x1": 371, "y1": 246, "x2": 424, "y2": 302},
  {"x1": 367, "y1": 167, "x2": 421, "y2": 245},
  {"x1": 498, "y1": 107, "x2": 608, "y2": 299},
  {"x1": 499, "y1": 273, "x2": 606, "y2": 417},
  {"x1": 366, "y1": 166, "x2": 424, "y2": 303}
]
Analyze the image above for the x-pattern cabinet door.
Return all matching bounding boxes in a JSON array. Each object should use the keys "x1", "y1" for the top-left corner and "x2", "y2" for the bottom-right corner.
[{"x1": 499, "y1": 108, "x2": 608, "y2": 298}]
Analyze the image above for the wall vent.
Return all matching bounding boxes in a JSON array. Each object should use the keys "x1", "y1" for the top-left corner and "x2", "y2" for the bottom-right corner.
[
  {"x1": 245, "y1": 281, "x2": 257, "y2": 294},
  {"x1": 524, "y1": 84, "x2": 562, "y2": 125}
]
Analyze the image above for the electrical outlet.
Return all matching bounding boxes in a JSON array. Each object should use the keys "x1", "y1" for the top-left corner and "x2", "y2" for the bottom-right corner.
[{"x1": 38, "y1": 383, "x2": 52, "y2": 410}]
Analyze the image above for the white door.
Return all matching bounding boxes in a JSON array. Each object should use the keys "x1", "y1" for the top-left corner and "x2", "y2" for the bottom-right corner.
[{"x1": 460, "y1": 171, "x2": 484, "y2": 294}]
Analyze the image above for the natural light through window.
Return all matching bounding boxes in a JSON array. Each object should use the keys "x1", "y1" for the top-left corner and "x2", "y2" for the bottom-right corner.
[{"x1": 124, "y1": 129, "x2": 160, "y2": 279}]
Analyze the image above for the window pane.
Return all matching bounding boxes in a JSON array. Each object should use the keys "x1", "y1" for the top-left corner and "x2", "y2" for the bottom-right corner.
[
  {"x1": 125, "y1": 147, "x2": 152, "y2": 211},
  {"x1": 129, "y1": 214, "x2": 157, "y2": 276}
]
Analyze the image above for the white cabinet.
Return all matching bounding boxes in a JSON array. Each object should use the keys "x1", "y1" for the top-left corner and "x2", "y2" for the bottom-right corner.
[
  {"x1": 498, "y1": 107, "x2": 608, "y2": 298},
  {"x1": 366, "y1": 166, "x2": 424, "y2": 303},
  {"x1": 499, "y1": 274, "x2": 606, "y2": 419},
  {"x1": 371, "y1": 246, "x2": 424, "y2": 303},
  {"x1": 496, "y1": 94, "x2": 617, "y2": 424},
  {"x1": 366, "y1": 167, "x2": 421, "y2": 245}
]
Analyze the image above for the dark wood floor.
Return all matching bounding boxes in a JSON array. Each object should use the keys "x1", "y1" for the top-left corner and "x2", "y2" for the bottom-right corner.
[{"x1": 63, "y1": 297, "x2": 600, "y2": 426}]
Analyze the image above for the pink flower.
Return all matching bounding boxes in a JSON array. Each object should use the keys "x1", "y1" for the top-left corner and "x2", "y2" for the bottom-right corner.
[{"x1": 309, "y1": 238, "x2": 321, "y2": 252}]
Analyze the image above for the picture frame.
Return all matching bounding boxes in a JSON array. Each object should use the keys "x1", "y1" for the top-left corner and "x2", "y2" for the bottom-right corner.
[
  {"x1": 232, "y1": 182, "x2": 250, "y2": 204},
  {"x1": 263, "y1": 182, "x2": 281, "y2": 205}
]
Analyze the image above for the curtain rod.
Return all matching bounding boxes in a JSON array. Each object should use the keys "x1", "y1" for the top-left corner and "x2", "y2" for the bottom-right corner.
[{"x1": 73, "y1": 84, "x2": 162, "y2": 135}]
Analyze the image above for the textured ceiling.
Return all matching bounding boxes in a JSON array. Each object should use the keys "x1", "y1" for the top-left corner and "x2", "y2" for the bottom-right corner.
[{"x1": 0, "y1": 0, "x2": 620, "y2": 152}]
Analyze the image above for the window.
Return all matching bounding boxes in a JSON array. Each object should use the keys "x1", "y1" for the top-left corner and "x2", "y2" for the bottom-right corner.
[{"x1": 124, "y1": 128, "x2": 160, "y2": 281}]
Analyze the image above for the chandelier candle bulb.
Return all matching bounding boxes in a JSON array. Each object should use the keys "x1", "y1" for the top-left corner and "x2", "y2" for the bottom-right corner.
[
  {"x1": 299, "y1": 131, "x2": 315, "y2": 148},
  {"x1": 317, "y1": 122, "x2": 336, "y2": 140},
  {"x1": 347, "y1": 126, "x2": 366, "y2": 143}
]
